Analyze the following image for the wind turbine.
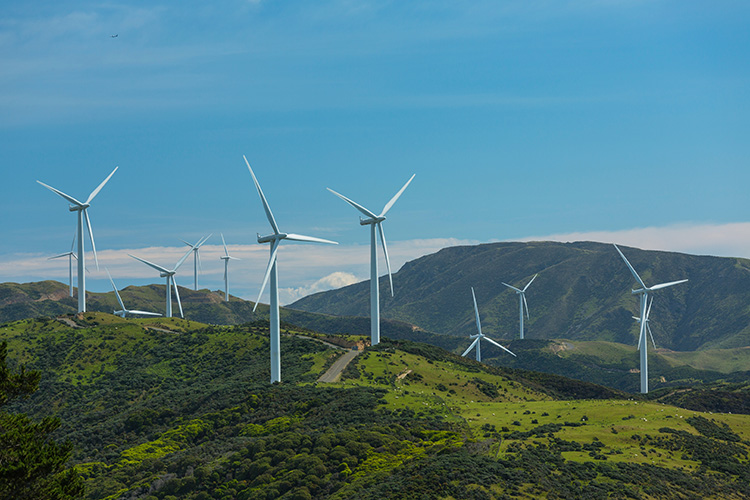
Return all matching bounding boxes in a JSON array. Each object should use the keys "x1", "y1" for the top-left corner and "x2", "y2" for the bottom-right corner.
[
  {"x1": 220, "y1": 233, "x2": 240, "y2": 301},
  {"x1": 244, "y1": 156, "x2": 338, "y2": 383},
  {"x1": 502, "y1": 274, "x2": 538, "y2": 340},
  {"x1": 128, "y1": 245, "x2": 196, "y2": 318},
  {"x1": 181, "y1": 234, "x2": 212, "y2": 290},
  {"x1": 327, "y1": 174, "x2": 415, "y2": 346},
  {"x1": 106, "y1": 269, "x2": 161, "y2": 318},
  {"x1": 48, "y1": 234, "x2": 78, "y2": 297},
  {"x1": 614, "y1": 244, "x2": 687, "y2": 394},
  {"x1": 37, "y1": 167, "x2": 118, "y2": 313},
  {"x1": 462, "y1": 287, "x2": 516, "y2": 362}
]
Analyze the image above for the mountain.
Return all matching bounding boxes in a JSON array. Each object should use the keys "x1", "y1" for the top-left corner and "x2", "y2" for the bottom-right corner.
[
  {"x1": 291, "y1": 241, "x2": 750, "y2": 351},
  {"x1": 3, "y1": 314, "x2": 750, "y2": 499}
]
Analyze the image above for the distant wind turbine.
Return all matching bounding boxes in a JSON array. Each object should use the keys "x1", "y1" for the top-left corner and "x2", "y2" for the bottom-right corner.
[
  {"x1": 106, "y1": 269, "x2": 161, "y2": 318},
  {"x1": 128, "y1": 245, "x2": 197, "y2": 318},
  {"x1": 462, "y1": 287, "x2": 516, "y2": 362},
  {"x1": 37, "y1": 167, "x2": 118, "y2": 313},
  {"x1": 220, "y1": 233, "x2": 240, "y2": 302},
  {"x1": 48, "y1": 234, "x2": 78, "y2": 297},
  {"x1": 181, "y1": 234, "x2": 212, "y2": 290},
  {"x1": 502, "y1": 274, "x2": 538, "y2": 340},
  {"x1": 327, "y1": 174, "x2": 415, "y2": 346},
  {"x1": 614, "y1": 244, "x2": 687, "y2": 394},
  {"x1": 244, "y1": 155, "x2": 338, "y2": 383}
]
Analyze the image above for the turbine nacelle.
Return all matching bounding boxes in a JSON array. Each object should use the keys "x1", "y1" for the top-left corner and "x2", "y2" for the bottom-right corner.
[
  {"x1": 258, "y1": 232, "x2": 286, "y2": 244},
  {"x1": 68, "y1": 203, "x2": 89, "y2": 212},
  {"x1": 359, "y1": 216, "x2": 386, "y2": 226}
]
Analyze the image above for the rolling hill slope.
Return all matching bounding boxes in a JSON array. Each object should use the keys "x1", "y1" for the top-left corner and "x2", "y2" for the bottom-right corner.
[
  {"x1": 3, "y1": 314, "x2": 750, "y2": 499},
  {"x1": 291, "y1": 241, "x2": 750, "y2": 351}
]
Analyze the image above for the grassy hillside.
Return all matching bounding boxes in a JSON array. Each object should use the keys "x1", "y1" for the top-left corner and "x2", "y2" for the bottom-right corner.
[
  {"x1": 290, "y1": 241, "x2": 750, "y2": 351},
  {"x1": 4, "y1": 315, "x2": 750, "y2": 498}
]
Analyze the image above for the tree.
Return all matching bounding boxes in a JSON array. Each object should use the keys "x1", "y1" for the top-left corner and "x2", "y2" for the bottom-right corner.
[{"x1": 0, "y1": 341, "x2": 84, "y2": 499}]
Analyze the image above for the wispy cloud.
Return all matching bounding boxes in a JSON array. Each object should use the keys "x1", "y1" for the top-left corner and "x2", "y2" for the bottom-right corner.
[{"x1": 516, "y1": 222, "x2": 750, "y2": 259}]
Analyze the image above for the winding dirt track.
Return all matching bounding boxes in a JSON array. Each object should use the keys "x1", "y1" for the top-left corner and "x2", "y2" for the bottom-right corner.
[{"x1": 317, "y1": 349, "x2": 360, "y2": 383}]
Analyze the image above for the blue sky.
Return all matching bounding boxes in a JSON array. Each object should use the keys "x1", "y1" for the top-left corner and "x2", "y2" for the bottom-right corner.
[{"x1": 2, "y1": 1, "x2": 749, "y2": 304}]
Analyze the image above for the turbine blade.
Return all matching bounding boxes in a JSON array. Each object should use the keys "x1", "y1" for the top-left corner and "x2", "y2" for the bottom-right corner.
[
  {"x1": 377, "y1": 223, "x2": 394, "y2": 296},
  {"x1": 129, "y1": 310, "x2": 162, "y2": 317},
  {"x1": 285, "y1": 233, "x2": 338, "y2": 245},
  {"x1": 484, "y1": 336, "x2": 517, "y2": 357},
  {"x1": 105, "y1": 268, "x2": 126, "y2": 310},
  {"x1": 36, "y1": 181, "x2": 85, "y2": 207},
  {"x1": 523, "y1": 274, "x2": 538, "y2": 292},
  {"x1": 85, "y1": 166, "x2": 118, "y2": 204},
  {"x1": 613, "y1": 244, "x2": 647, "y2": 290},
  {"x1": 180, "y1": 239, "x2": 192, "y2": 247},
  {"x1": 129, "y1": 254, "x2": 171, "y2": 274},
  {"x1": 70, "y1": 233, "x2": 76, "y2": 252},
  {"x1": 523, "y1": 293, "x2": 530, "y2": 319},
  {"x1": 326, "y1": 188, "x2": 378, "y2": 219},
  {"x1": 648, "y1": 323, "x2": 657, "y2": 350},
  {"x1": 462, "y1": 338, "x2": 480, "y2": 357},
  {"x1": 172, "y1": 276, "x2": 184, "y2": 318},
  {"x1": 48, "y1": 253, "x2": 71, "y2": 260},
  {"x1": 84, "y1": 210, "x2": 98, "y2": 270},
  {"x1": 502, "y1": 282, "x2": 522, "y2": 293},
  {"x1": 244, "y1": 156, "x2": 280, "y2": 234},
  {"x1": 380, "y1": 174, "x2": 415, "y2": 217},
  {"x1": 221, "y1": 233, "x2": 229, "y2": 256},
  {"x1": 649, "y1": 279, "x2": 688, "y2": 291},
  {"x1": 646, "y1": 296, "x2": 654, "y2": 319},
  {"x1": 174, "y1": 245, "x2": 196, "y2": 271},
  {"x1": 196, "y1": 234, "x2": 212, "y2": 248},
  {"x1": 471, "y1": 287, "x2": 482, "y2": 335},
  {"x1": 253, "y1": 240, "x2": 280, "y2": 312}
]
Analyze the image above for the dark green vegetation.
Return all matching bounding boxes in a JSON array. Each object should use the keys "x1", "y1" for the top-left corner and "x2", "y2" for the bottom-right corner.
[
  {"x1": 3, "y1": 315, "x2": 750, "y2": 499},
  {"x1": 291, "y1": 241, "x2": 750, "y2": 351},
  {"x1": 0, "y1": 341, "x2": 84, "y2": 499}
]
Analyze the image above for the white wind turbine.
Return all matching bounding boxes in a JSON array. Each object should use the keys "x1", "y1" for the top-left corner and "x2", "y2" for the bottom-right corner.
[
  {"x1": 181, "y1": 234, "x2": 212, "y2": 290},
  {"x1": 502, "y1": 274, "x2": 538, "y2": 340},
  {"x1": 128, "y1": 245, "x2": 197, "y2": 318},
  {"x1": 244, "y1": 156, "x2": 338, "y2": 383},
  {"x1": 48, "y1": 234, "x2": 78, "y2": 297},
  {"x1": 614, "y1": 244, "x2": 687, "y2": 394},
  {"x1": 106, "y1": 269, "x2": 161, "y2": 318},
  {"x1": 327, "y1": 174, "x2": 415, "y2": 346},
  {"x1": 220, "y1": 233, "x2": 240, "y2": 302},
  {"x1": 462, "y1": 287, "x2": 516, "y2": 362},
  {"x1": 37, "y1": 167, "x2": 118, "y2": 313}
]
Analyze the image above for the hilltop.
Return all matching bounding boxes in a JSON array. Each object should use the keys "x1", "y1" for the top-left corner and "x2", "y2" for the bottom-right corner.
[
  {"x1": 3, "y1": 314, "x2": 750, "y2": 498},
  {"x1": 291, "y1": 241, "x2": 750, "y2": 351}
]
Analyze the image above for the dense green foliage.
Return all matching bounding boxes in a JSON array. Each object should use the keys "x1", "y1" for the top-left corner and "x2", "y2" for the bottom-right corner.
[{"x1": 0, "y1": 341, "x2": 84, "y2": 499}]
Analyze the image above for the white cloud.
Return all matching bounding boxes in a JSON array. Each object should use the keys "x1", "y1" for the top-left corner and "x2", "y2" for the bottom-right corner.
[
  {"x1": 280, "y1": 271, "x2": 361, "y2": 304},
  {"x1": 516, "y1": 222, "x2": 750, "y2": 259}
]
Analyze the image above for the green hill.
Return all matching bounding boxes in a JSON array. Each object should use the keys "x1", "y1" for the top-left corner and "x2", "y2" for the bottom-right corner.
[
  {"x1": 4, "y1": 314, "x2": 750, "y2": 499},
  {"x1": 291, "y1": 241, "x2": 750, "y2": 351}
]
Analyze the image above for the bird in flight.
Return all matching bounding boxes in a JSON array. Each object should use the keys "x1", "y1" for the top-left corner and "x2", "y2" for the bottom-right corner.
[{"x1": 111, "y1": 34, "x2": 118, "y2": 38}]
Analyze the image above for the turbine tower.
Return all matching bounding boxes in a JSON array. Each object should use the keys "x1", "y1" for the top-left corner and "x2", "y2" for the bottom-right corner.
[
  {"x1": 220, "y1": 233, "x2": 240, "y2": 301},
  {"x1": 502, "y1": 274, "x2": 538, "y2": 340},
  {"x1": 327, "y1": 174, "x2": 415, "y2": 346},
  {"x1": 181, "y1": 234, "x2": 212, "y2": 290},
  {"x1": 462, "y1": 287, "x2": 516, "y2": 362},
  {"x1": 614, "y1": 244, "x2": 687, "y2": 394},
  {"x1": 244, "y1": 156, "x2": 338, "y2": 383},
  {"x1": 128, "y1": 245, "x2": 196, "y2": 318},
  {"x1": 106, "y1": 269, "x2": 161, "y2": 318},
  {"x1": 37, "y1": 167, "x2": 118, "y2": 313},
  {"x1": 48, "y1": 234, "x2": 78, "y2": 297}
]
